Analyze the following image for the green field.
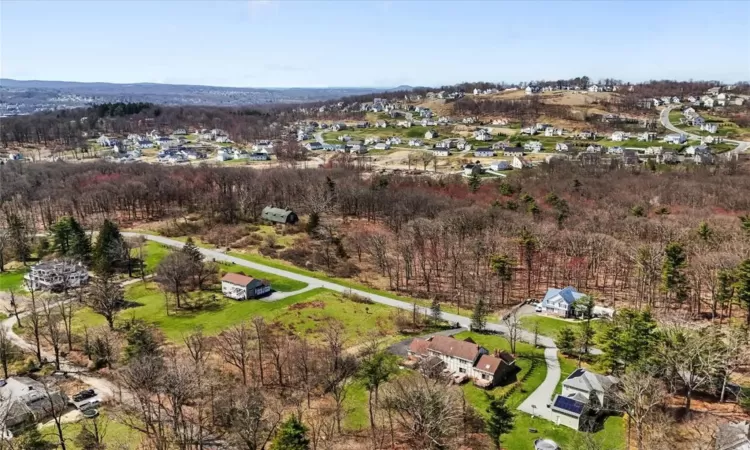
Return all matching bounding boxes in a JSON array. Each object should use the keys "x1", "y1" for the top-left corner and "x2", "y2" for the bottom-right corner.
[
  {"x1": 73, "y1": 284, "x2": 422, "y2": 343},
  {"x1": 40, "y1": 412, "x2": 141, "y2": 450},
  {"x1": 520, "y1": 315, "x2": 606, "y2": 339},
  {"x1": 0, "y1": 268, "x2": 27, "y2": 292}
]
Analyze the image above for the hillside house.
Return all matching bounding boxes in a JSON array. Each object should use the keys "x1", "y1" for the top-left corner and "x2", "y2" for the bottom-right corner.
[
  {"x1": 463, "y1": 117, "x2": 477, "y2": 124},
  {"x1": 261, "y1": 206, "x2": 299, "y2": 225},
  {"x1": 420, "y1": 109, "x2": 433, "y2": 118},
  {"x1": 588, "y1": 85, "x2": 600, "y2": 92},
  {"x1": 433, "y1": 149, "x2": 451, "y2": 157},
  {"x1": 704, "y1": 98, "x2": 715, "y2": 108},
  {"x1": 555, "y1": 142, "x2": 569, "y2": 152},
  {"x1": 550, "y1": 369, "x2": 620, "y2": 430},
  {"x1": 694, "y1": 151, "x2": 715, "y2": 165},
  {"x1": 664, "y1": 133, "x2": 687, "y2": 145},
  {"x1": 524, "y1": 141, "x2": 543, "y2": 152},
  {"x1": 408, "y1": 335, "x2": 515, "y2": 388},
  {"x1": 503, "y1": 147, "x2": 525, "y2": 157},
  {"x1": 656, "y1": 151, "x2": 678, "y2": 164},
  {"x1": 701, "y1": 123, "x2": 719, "y2": 134},
  {"x1": 463, "y1": 163, "x2": 483, "y2": 176},
  {"x1": 610, "y1": 131, "x2": 628, "y2": 142},
  {"x1": 421, "y1": 118, "x2": 437, "y2": 127},
  {"x1": 349, "y1": 144, "x2": 367, "y2": 154},
  {"x1": 734, "y1": 98, "x2": 746, "y2": 106},
  {"x1": 356, "y1": 121, "x2": 369, "y2": 129},
  {"x1": 622, "y1": 149, "x2": 640, "y2": 166},
  {"x1": 373, "y1": 142, "x2": 390, "y2": 150},
  {"x1": 221, "y1": 273, "x2": 271, "y2": 300},
  {"x1": 512, "y1": 155, "x2": 530, "y2": 169},
  {"x1": 24, "y1": 260, "x2": 89, "y2": 291},
  {"x1": 473, "y1": 129, "x2": 493, "y2": 141},
  {"x1": 492, "y1": 118, "x2": 509, "y2": 125},
  {"x1": 539, "y1": 286, "x2": 587, "y2": 317},
  {"x1": 474, "y1": 148, "x2": 495, "y2": 158},
  {"x1": 544, "y1": 127, "x2": 563, "y2": 137},
  {"x1": 0, "y1": 377, "x2": 68, "y2": 429},
  {"x1": 578, "y1": 130, "x2": 596, "y2": 140},
  {"x1": 645, "y1": 146, "x2": 664, "y2": 155},
  {"x1": 408, "y1": 139, "x2": 423, "y2": 147},
  {"x1": 521, "y1": 127, "x2": 537, "y2": 135},
  {"x1": 425, "y1": 130, "x2": 439, "y2": 139},
  {"x1": 685, "y1": 144, "x2": 709, "y2": 156},
  {"x1": 638, "y1": 132, "x2": 657, "y2": 142},
  {"x1": 397, "y1": 120, "x2": 413, "y2": 128},
  {"x1": 305, "y1": 142, "x2": 323, "y2": 151},
  {"x1": 490, "y1": 160, "x2": 510, "y2": 171},
  {"x1": 332, "y1": 123, "x2": 347, "y2": 131},
  {"x1": 249, "y1": 152, "x2": 270, "y2": 161},
  {"x1": 375, "y1": 120, "x2": 388, "y2": 128}
]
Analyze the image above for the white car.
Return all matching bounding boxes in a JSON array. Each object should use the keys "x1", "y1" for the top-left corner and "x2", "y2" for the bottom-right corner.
[{"x1": 534, "y1": 304, "x2": 543, "y2": 313}]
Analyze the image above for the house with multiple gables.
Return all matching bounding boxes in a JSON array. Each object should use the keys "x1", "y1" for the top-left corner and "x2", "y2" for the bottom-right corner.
[
  {"x1": 550, "y1": 369, "x2": 619, "y2": 431},
  {"x1": 221, "y1": 273, "x2": 271, "y2": 300},
  {"x1": 539, "y1": 286, "x2": 587, "y2": 317},
  {"x1": 407, "y1": 335, "x2": 516, "y2": 388},
  {"x1": 474, "y1": 148, "x2": 495, "y2": 158}
]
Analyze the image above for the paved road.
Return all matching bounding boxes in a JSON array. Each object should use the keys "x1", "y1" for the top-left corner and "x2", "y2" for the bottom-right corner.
[
  {"x1": 125, "y1": 233, "x2": 558, "y2": 348},
  {"x1": 659, "y1": 105, "x2": 750, "y2": 156},
  {"x1": 517, "y1": 347, "x2": 561, "y2": 419}
]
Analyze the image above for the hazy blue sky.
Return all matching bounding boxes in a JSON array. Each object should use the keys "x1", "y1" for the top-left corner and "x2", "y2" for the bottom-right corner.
[{"x1": 2, "y1": 0, "x2": 748, "y2": 87}]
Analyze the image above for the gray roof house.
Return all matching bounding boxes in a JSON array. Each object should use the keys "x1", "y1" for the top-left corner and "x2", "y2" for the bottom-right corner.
[
  {"x1": 539, "y1": 287, "x2": 587, "y2": 317},
  {"x1": 0, "y1": 377, "x2": 68, "y2": 429},
  {"x1": 261, "y1": 207, "x2": 299, "y2": 225},
  {"x1": 716, "y1": 421, "x2": 750, "y2": 450},
  {"x1": 550, "y1": 369, "x2": 619, "y2": 431}
]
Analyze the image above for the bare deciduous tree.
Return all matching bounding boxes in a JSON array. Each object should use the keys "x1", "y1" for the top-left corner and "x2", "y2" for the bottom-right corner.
[{"x1": 216, "y1": 323, "x2": 253, "y2": 386}]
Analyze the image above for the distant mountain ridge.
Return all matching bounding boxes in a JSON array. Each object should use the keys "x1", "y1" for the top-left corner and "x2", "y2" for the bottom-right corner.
[{"x1": 0, "y1": 78, "x2": 396, "y2": 115}]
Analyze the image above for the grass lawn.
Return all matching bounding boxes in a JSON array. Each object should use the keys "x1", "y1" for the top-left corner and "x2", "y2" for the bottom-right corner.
[
  {"x1": 137, "y1": 241, "x2": 308, "y2": 291},
  {"x1": 0, "y1": 268, "x2": 27, "y2": 292},
  {"x1": 40, "y1": 412, "x2": 141, "y2": 450},
  {"x1": 452, "y1": 331, "x2": 625, "y2": 450},
  {"x1": 520, "y1": 315, "x2": 605, "y2": 339},
  {"x1": 74, "y1": 284, "x2": 419, "y2": 343}
]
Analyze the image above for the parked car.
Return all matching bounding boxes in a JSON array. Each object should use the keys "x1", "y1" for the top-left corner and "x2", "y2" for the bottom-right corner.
[
  {"x1": 534, "y1": 304, "x2": 543, "y2": 313},
  {"x1": 73, "y1": 389, "x2": 96, "y2": 403}
]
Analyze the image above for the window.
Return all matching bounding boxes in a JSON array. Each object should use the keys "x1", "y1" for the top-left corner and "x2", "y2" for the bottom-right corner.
[
  {"x1": 482, "y1": 374, "x2": 489, "y2": 380},
  {"x1": 459, "y1": 368, "x2": 466, "y2": 373}
]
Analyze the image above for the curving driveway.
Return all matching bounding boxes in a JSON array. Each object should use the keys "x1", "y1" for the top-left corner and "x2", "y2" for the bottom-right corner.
[{"x1": 659, "y1": 105, "x2": 750, "y2": 155}]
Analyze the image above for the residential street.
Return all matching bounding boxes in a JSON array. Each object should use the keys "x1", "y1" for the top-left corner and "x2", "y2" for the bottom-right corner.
[{"x1": 659, "y1": 105, "x2": 750, "y2": 156}]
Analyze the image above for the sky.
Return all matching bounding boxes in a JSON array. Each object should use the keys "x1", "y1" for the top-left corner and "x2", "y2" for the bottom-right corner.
[{"x1": 1, "y1": 0, "x2": 749, "y2": 88}]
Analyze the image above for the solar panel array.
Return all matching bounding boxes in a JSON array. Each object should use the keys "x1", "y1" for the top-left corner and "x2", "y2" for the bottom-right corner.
[{"x1": 553, "y1": 396, "x2": 585, "y2": 415}]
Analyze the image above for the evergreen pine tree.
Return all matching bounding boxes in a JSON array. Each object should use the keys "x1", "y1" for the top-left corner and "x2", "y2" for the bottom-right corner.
[
  {"x1": 93, "y1": 219, "x2": 125, "y2": 274},
  {"x1": 271, "y1": 415, "x2": 310, "y2": 450},
  {"x1": 468, "y1": 172, "x2": 481, "y2": 193},
  {"x1": 430, "y1": 299, "x2": 442, "y2": 324},
  {"x1": 181, "y1": 237, "x2": 203, "y2": 263},
  {"x1": 485, "y1": 395, "x2": 514, "y2": 450},
  {"x1": 735, "y1": 259, "x2": 750, "y2": 325},
  {"x1": 556, "y1": 326, "x2": 576, "y2": 356},
  {"x1": 661, "y1": 241, "x2": 688, "y2": 304},
  {"x1": 471, "y1": 298, "x2": 488, "y2": 331},
  {"x1": 697, "y1": 221, "x2": 713, "y2": 243}
]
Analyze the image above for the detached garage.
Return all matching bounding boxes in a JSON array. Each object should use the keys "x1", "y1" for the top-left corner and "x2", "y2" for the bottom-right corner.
[{"x1": 261, "y1": 206, "x2": 299, "y2": 225}]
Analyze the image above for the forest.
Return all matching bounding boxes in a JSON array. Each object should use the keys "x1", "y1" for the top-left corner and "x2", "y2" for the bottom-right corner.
[{"x1": 2, "y1": 159, "x2": 750, "y2": 319}]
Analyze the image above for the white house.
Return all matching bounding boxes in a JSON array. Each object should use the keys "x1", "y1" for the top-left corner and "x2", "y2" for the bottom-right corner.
[
  {"x1": 425, "y1": 130, "x2": 438, "y2": 139},
  {"x1": 473, "y1": 129, "x2": 493, "y2": 141},
  {"x1": 524, "y1": 141, "x2": 543, "y2": 152},
  {"x1": 433, "y1": 149, "x2": 451, "y2": 157},
  {"x1": 555, "y1": 142, "x2": 569, "y2": 152},
  {"x1": 664, "y1": 133, "x2": 687, "y2": 145},
  {"x1": 474, "y1": 148, "x2": 495, "y2": 158},
  {"x1": 24, "y1": 260, "x2": 89, "y2": 291},
  {"x1": 512, "y1": 155, "x2": 530, "y2": 169},
  {"x1": 701, "y1": 123, "x2": 719, "y2": 134},
  {"x1": 610, "y1": 131, "x2": 628, "y2": 142},
  {"x1": 221, "y1": 273, "x2": 271, "y2": 300},
  {"x1": 408, "y1": 139, "x2": 423, "y2": 147},
  {"x1": 550, "y1": 369, "x2": 620, "y2": 430},
  {"x1": 704, "y1": 98, "x2": 715, "y2": 108},
  {"x1": 539, "y1": 286, "x2": 587, "y2": 317}
]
